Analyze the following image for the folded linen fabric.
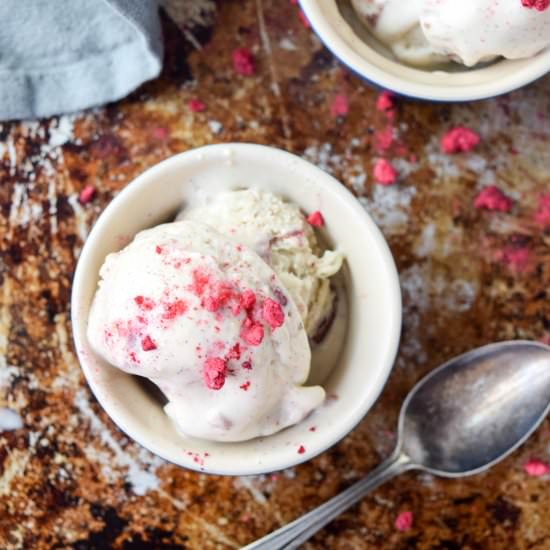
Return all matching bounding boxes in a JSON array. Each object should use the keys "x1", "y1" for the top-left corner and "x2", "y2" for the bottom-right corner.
[{"x1": 0, "y1": 0, "x2": 163, "y2": 120}]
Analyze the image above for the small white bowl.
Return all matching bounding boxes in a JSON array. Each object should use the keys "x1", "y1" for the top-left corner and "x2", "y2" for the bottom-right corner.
[
  {"x1": 71, "y1": 144, "x2": 402, "y2": 475},
  {"x1": 300, "y1": 0, "x2": 550, "y2": 102}
]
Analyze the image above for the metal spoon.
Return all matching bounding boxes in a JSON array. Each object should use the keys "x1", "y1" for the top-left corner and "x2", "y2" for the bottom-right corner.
[{"x1": 244, "y1": 340, "x2": 550, "y2": 550}]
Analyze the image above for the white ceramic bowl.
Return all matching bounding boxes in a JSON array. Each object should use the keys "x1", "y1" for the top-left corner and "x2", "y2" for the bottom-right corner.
[
  {"x1": 71, "y1": 144, "x2": 402, "y2": 475},
  {"x1": 300, "y1": 0, "x2": 550, "y2": 102}
]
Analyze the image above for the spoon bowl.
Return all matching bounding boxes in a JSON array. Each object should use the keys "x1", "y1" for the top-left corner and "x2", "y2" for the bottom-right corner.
[{"x1": 401, "y1": 341, "x2": 550, "y2": 476}]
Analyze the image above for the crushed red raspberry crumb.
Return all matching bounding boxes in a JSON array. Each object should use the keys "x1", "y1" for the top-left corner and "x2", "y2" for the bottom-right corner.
[
  {"x1": 155, "y1": 245, "x2": 163, "y2": 254},
  {"x1": 188, "y1": 99, "x2": 206, "y2": 112},
  {"x1": 535, "y1": 194, "x2": 550, "y2": 227},
  {"x1": 242, "y1": 360, "x2": 252, "y2": 370},
  {"x1": 373, "y1": 159, "x2": 397, "y2": 185},
  {"x1": 524, "y1": 459, "x2": 550, "y2": 476},
  {"x1": 227, "y1": 343, "x2": 241, "y2": 361},
  {"x1": 376, "y1": 91, "x2": 394, "y2": 112},
  {"x1": 134, "y1": 296, "x2": 155, "y2": 311},
  {"x1": 151, "y1": 127, "x2": 168, "y2": 140},
  {"x1": 307, "y1": 211, "x2": 325, "y2": 227},
  {"x1": 297, "y1": 445, "x2": 305, "y2": 454},
  {"x1": 474, "y1": 185, "x2": 513, "y2": 212},
  {"x1": 497, "y1": 246, "x2": 531, "y2": 272},
  {"x1": 441, "y1": 126, "x2": 480, "y2": 154},
  {"x1": 202, "y1": 287, "x2": 232, "y2": 312},
  {"x1": 330, "y1": 94, "x2": 349, "y2": 117},
  {"x1": 79, "y1": 185, "x2": 96, "y2": 204},
  {"x1": 309, "y1": 426, "x2": 316, "y2": 432},
  {"x1": 395, "y1": 511, "x2": 413, "y2": 532},
  {"x1": 141, "y1": 335, "x2": 157, "y2": 351},
  {"x1": 241, "y1": 322, "x2": 264, "y2": 346},
  {"x1": 521, "y1": 0, "x2": 550, "y2": 10},
  {"x1": 162, "y1": 299, "x2": 188, "y2": 320},
  {"x1": 240, "y1": 381, "x2": 251, "y2": 391},
  {"x1": 233, "y1": 48, "x2": 256, "y2": 76},
  {"x1": 262, "y1": 298, "x2": 285, "y2": 329},
  {"x1": 203, "y1": 357, "x2": 227, "y2": 390},
  {"x1": 240, "y1": 289, "x2": 256, "y2": 310}
]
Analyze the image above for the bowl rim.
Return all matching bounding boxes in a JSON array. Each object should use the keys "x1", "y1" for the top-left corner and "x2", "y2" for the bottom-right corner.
[
  {"x1": 299, "y1": 0, "x2": 550, "y2": 102},
  {"x1": 71, "y1": 143, "x2": 402, "y2": 475}
]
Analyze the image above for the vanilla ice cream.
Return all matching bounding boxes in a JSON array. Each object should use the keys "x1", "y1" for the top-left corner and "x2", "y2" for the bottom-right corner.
[
  {"x1": 178, "y1": 188, "x2": 344, "y2": 340},
  {"x1": 351, "y1": 0, "x2": 550, "y2": 67},
  {"x1": 87, "y1": 220, "x2": 324, "y2": 442}
]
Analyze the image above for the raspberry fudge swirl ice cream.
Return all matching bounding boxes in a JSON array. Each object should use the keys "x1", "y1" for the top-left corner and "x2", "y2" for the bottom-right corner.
[
  {"x1": 179, "y1": 188, "x2": 344, "y2": 341},
  {"x1": 87, "y1": 220, "x2": 324, "y2": 442},
  {"x1": 351, "y1": 0, "x2": 550, "y2": 67}
]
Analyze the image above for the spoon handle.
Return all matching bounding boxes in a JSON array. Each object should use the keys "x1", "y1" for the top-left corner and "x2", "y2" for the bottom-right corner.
[{"x1": 243, "y1": 450, "x2": 413, "y2": 550}]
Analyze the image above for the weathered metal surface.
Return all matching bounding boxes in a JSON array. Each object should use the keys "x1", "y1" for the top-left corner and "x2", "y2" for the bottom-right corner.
[{"x1": 1, "y1": 1, "x2": 550, "y2": 548}]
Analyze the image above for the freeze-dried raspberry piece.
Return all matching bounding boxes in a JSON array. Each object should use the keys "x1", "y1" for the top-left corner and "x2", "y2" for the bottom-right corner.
[
  {"x1": 262, "y1": 298, "x2": 285, "y2": 329},
  {"x1": 233, "y1": 48, "x2": 256, "y2": 76},
  {"x1": 141, "y1": 335, "x2": 157, "y2": 351},
  {"x1": 441, "y1": 127, "x2": 480, "y2": 154},
  {"x1": 474, "y1": 185, "x2": 513, "y2": 212},
  {"x1": 306, "y1": 211, "x2": 325, "y2": 227},
  {"x1": 522, "y1": 0, "x2": 550, "y2": 11},
  {"x1": 79, "y1": 185, "x2": 96, "y2": 204},
  {"x1": 241, "y1": 321, "x2": 264, "y2": 346},
  {"x1": 203, "y1": 357, "x2": 227, "y2": 390},
  {"x1": 373, "y1": 159, "x2": 397, "y2": 185},
  {"x1": 395, "y1": 511, "x2": 413, "y2": 532}
]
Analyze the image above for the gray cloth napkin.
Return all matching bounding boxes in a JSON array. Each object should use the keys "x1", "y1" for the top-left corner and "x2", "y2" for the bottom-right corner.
[{"x1": 0, "y1": 0, "x2": 163, "y2": 121}]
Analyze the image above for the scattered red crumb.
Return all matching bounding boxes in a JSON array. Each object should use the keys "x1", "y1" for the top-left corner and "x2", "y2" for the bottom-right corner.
[
  {"x1": 227, "y1": 342, "x2": 241, "y2": 361},
  {"x1": 473, "y1": 185, "x2": 513, "y2": 212},
  {"x1": 191, "y1": 269, "x2": 210, "y2": 296},
  {"x1": 134, "y1": 296, "x2": 155, "y2": 311},
  {"x1": 188, "y1": 99, "x2": 206, "y2": 112},
  {"x1": 330, "y1": 94, "x2": 349, "y2": 117},
  {"x1": 151, "y1": 127, "x2": 168, "y2": 140},
  {"x1": 270, "y1": 474, "x2": 279, "y2": 481},
  {"x1": 496, "y1": 246, "x2": 531, "y2": 272},
  {"x1": 395, "y1": 511, "x2": 413, "y2": 532},
  {"x1": 376, "y1": 91, "x2": 394, "y2": 112},
  {"x1": 297, "y1": 445, "x2": 306, "y2": 454},
  {"x1": 232, "y1": 48, "x2": 256, "y2": 76},
  {"x1": 203, "y1": 357, "x2": 227, "y2": 390},
  {"x1": 309, "y1": 426, "x2": 316, "y2": 432},
  {"x1": 535, "y1": 194, "x2": 550, "y2": 227},
  {"x1": 202, "y1": 282, "x2": 233, "y2": 312},
  {"x1": 521, "y1": 0, "x2": 550, "y2": 10},
  {"x1": 298, "y1": 9, "x2": 310, "y2": 28},
  {"x1": 129, "y1": 351, "x2": 139, "y2": 364},
  {"x1": 240, "y1": 381, "x2": 251, "y2": 391},
  {"x1": 155, "y1": 245, "x2": 163, "y2": 254},
  {"x1": 262, "y1": 298, "x2": 285, "y2": 329},
  {"x1": 441, "y1": 126, "x2": 480, "y2": 154},
  {"x1": 374, "y1": 126, "x2": 394, "y2": 152},
  {"x1": 240, "y1": 289, "x2": 256, "y2": 311},
  {"x1": 241, "y1": 321, "x2": 264, "y2": 346},
  {"x1": 79, "y1": 185, "x2": 96, "y2": 205},
  {"x1": 141, "y1": 335, "x2": 157, "y2": 351},
  {"x1": 373, "y1": 159, "x2": 397, "y2": 185},
  {"x1": 242, "y1": 360, "x2": 252, "y2": 370},
  {"x1": 307, "y1": 211, "x2": 325, "y2": 227},
  {"x1": 524, "y1": 459, "x2": 550, "y2": 476},
  {"x1": 162, "y1": 299, "x2": 188, "y2": 320}
]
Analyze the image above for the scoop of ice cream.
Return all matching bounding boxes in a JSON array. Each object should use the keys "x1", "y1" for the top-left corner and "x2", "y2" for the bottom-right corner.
[
  {"x1": 421, "y1": 0, "x2": 550, "y2": 67},
  {"x1": 178, "y1": 189, "x2": 344, "y2": 339},
  {"x1": 87, "y1": 220, "x2": 324, "y2": 442},
  {"x1": 352, "y1": 0, "x2": 550, "y2": 67}
]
